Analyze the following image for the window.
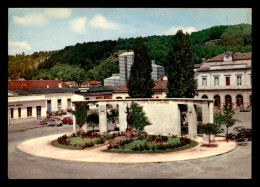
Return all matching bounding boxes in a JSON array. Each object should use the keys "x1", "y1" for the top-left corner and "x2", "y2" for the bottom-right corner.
[
  {"x1": 225, "y1": 95, "x2": 232, "y2": 106},
  {"x1": 214, "y1": 95, "x2": 221, "y2": 108},
  {"x1": 195, "y1": 79, "x2": 198, "y2": 88},
  {"x1": 226, "y1": 77, "x2": 230, "y2": 86},
  {"x1": 18, "y1": 107, "x2": 21, "y2": 118},
  {"x1": 67, "y1": 98, "x2": 71, "y2": 107},
  {"x1": 214, "y1": 77, "x2": 219, "y2": 86},
  {"x1": 27, "y1": 107, "x2": 32, "y2": 117},
  {"x1": 237, "y1": 76, "x2": 242, "y2": 85},
  {"x1": 202, "y1": 95, "x2": 208, "y2": 99},
  {"x1": 250, "y1": 95, "x2": 252, "y2": 106},
  {"x1": 10, "y1": 108, "x2": 14, "y2": 119},
  {"x1": 57, "y1": 99, "x2": 61, "y2": 110},
  {"x1": 236, "y1": 95, "x2": 243, "y2": 107},
  {"x1": 202, "y1": 77, "x2": 207, "y2": 86}
]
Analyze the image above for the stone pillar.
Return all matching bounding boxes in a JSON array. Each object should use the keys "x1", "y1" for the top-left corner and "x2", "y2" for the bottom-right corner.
[
  {"x1": 187, "y1": 103, "x2": 197, "y2": 139},
  {"x1": 72, "y1": 115, "x2": 77, "y2": 133},
  {"x1": 98, "y1": 102, "x2": 107, "y2": 134},
  {"x1": 118, "y1": 102, "x2": 127, "y2": 132},
  {"x1": 202, "y1": 102, "x2": 209, "y2": 124},
  {"x1": 172, "y1": 102, "x2": 181, "y2": 136},
  {"x1": 209, "y1": 101, "x2": 214, "y2": 123}
]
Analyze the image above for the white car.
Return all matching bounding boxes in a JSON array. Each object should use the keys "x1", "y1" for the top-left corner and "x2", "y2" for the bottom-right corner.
[{"x1": 46, "y1": 118, "x2": 62, "y2": 126}]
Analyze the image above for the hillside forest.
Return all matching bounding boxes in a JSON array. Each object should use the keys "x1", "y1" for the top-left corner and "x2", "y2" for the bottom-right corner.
[{"x1": 8, "y1": 23, "x2": 252, "y2": 84}]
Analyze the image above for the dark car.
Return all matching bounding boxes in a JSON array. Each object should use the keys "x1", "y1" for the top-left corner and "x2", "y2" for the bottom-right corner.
[
  {"x1": 236, "y1": 128, "x2": 252, "y2": 141},
  {"x1": 227, "y1": 126, "x2": 248, "y2": 140},
  {"x1": 62, "y1": 117, "x2": 73, "y2": 124}
]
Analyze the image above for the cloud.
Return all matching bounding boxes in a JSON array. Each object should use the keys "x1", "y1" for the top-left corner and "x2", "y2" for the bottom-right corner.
[
  {"x1": 164, "y1": 26, "x2": 197, "y2": 35},
  {"x1": 69, "y1": 17, "x2": 87, "y2": 34},
  {"x1": 44, "y1": 8, "x2": 72, "y2": 18},
  {"x1": 13, "y1": 13, "x2": 47, "y2": 26},
  {"x1": 9, "y1": 41, "x2": 32, "y2": 50},
  {"x1": 89, "y1": 14, "x2": 121, "y2": 30}
]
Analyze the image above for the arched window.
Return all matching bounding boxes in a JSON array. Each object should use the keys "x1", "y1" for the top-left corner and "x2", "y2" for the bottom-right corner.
[
  {"x1": 236, "y1": 95, "x2": 243, "y2": 107},
  {"x1": 214, "y1": 95, "x2": 221, "y2": 108},
  {"x1": 202, "y1": 95, "x2": 208, "y2": 99},
  {"x1": 225, "y1": 95, "x2": 232, "y2": 106}
]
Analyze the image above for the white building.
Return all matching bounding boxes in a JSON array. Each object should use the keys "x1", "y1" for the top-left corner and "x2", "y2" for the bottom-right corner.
[
  {"x1": 194, "y1": 51, "x2": 252, "y2": 110},
  {"x1": 8, "y1": 80, "x2": 84, "y2": 124}
]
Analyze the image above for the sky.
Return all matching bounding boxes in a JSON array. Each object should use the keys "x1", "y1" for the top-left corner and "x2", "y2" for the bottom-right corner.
[{"x1": 8, "y1": 8, "x2": 252, "y2": 56}]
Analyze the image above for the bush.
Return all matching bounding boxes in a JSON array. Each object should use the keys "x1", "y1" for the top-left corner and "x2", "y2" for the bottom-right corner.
[{"x1": 81, "y1": 142, "x2": 94, "y2": 149}]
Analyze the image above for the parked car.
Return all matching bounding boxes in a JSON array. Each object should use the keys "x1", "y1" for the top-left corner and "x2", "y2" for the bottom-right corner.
[
  {"x1": 62, "y1": 117, "x2": 73, "y2": 124},
  {"x1": 46, "y1": 118, "x2": 62, "y2": 126},
  {"x1": 227, "y1": 126, "x2": 247, "y2": 140},
  {"x1": 236, "y1": 128, "x2": 252, "y2": 141},
  {"x1": 240, "y1": 106, "x2": 251, "y2": 112}
]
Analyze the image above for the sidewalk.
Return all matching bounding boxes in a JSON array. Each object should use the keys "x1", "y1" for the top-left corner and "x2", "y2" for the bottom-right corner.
[
  {"x1": 8, "y1": 120, "x2": 46, "y2": 133},
  {"x1": 17, "y1": 133, "x2": 237, "y2": 164}
]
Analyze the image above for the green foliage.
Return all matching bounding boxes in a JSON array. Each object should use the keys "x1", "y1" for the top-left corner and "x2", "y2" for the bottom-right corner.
[
  {"x1": 166, "y1": 30, "x2": 196, "y2": 98},
  {"x1": 107, "y1": 109, "x2": 119, "y2": 125},
  {"x1": 220, "y1": 24, "x2": 252, "y2": 45},
  {"x1": 199, "y1": 123, "x2": 219, "y2": 135},
  {"x1": 127, "y1": 37, "x2": 155, "y2": 98},
  {"x1": 73, "y1": 102, "x2": 88, "y2": 128},
  {"x1": 86, "y1": 111, "x2": 99, "y2": 131},
  {"x1": 127, "y1": 102, "x2": 151, "y2": 133},
  {"x1": 214, "y1": 103, "x2": 241, "y2": 136}
]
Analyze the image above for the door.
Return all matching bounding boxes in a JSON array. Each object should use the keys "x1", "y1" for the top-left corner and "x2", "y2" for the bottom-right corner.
[
  {"x1": 36, "y1": 106, "x2": 41, "y2": 120},
  {"x1": 47, "y1": 100, "x2": 52, "y2": 112}
]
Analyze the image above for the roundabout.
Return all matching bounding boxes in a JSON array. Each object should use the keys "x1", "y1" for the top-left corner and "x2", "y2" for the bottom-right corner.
[{"x1": 16, "y1": 133, "x2": 237, "y2": 164}]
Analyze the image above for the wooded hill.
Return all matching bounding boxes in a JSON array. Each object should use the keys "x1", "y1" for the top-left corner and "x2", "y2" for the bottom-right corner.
[{"x1": 8, "y1": 23, "x2": 252, "y2": 83}]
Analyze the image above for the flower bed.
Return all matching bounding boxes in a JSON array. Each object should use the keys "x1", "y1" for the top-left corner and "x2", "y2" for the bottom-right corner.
[{"x1": 51, "y1": 131, "x2": 126, "y2": 150}]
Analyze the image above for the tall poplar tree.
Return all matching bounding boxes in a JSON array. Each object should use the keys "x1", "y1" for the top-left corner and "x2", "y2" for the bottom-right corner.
[
  {"x1": 127, "y1": 37, "x2": 155, "y2": 98},
  {"x1": 166, "y1": 30, "x2": 196, "y2": 98}
]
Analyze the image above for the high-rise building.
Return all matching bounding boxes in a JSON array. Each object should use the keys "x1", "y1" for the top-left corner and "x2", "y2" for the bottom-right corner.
[{"x1": 104, "y1": 52, "x2": 165, "y2": 87}]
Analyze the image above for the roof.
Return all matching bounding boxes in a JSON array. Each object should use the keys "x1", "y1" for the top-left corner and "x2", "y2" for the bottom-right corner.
[
  {"x1": 9, "y1": 88, "x2": 78, "y2": 95},
  {"x1": 113, "y1": 80, "x2": 168, "y2": 93},
  {"x1": 8, "y1": 80, "x2": 69, "y2": 90},
  {"x1": 207, "y1": 52, "x2": 251, "y2": 62},
  {"x1": 198, "y1": 52, "x2": 251, "y2": 71},
  {"x1": 81, "y1": 81, "x2": 102, "y2": 85},
  {"x1": 76, "y1": 86, "x2": 116, "y2": 93}
]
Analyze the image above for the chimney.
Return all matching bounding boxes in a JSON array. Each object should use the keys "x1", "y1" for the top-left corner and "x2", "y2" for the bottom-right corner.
[
  {"x1": 160, "y1": 73, "x2": 163, "y2": 81},
  {"x1": 151, "y1": 60, "x2": 155, "y2": 65}
]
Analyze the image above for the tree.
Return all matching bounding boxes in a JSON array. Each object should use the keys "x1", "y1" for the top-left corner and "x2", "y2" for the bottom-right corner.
[
  {"x1": 127, "y1": 102, "x2": 151, "y2": 133},
  {"x1": 86, "y1": 111, "x2": 99, "y2": 133},
  {"x1": 214, "y1": 103, "x2": 241, "y2": 142},
  {"x1": 166, "y1": 30, "x2": 196, "y2": 98},
  {"x1": 199, "y1": 123, "x2": 219, "y2": 147},
  {"x1": 73, "y1": 102, "x2": 88, "y2": 129},
  {"x1": 107, "y1": 109, "x2": 119, "y2": 129},
  {"x1": 127, "y1": 37, "x2": 155, "y2": 98}
]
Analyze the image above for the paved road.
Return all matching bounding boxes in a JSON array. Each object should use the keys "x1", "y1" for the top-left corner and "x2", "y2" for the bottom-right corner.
[{"x1": 8, "y1": 112, "x2": 252, "y2": 179}]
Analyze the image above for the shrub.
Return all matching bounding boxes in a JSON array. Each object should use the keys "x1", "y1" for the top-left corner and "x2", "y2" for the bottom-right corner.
[
  {"x1": 81, "y1": 142, "x2": 94, "y2": 149},
  {"x1": 57, "y1": 134, "x2": 70, "y2": 146},
  {"x1": 143, "y1": 142, "x2": 150, "y2": 150}
]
